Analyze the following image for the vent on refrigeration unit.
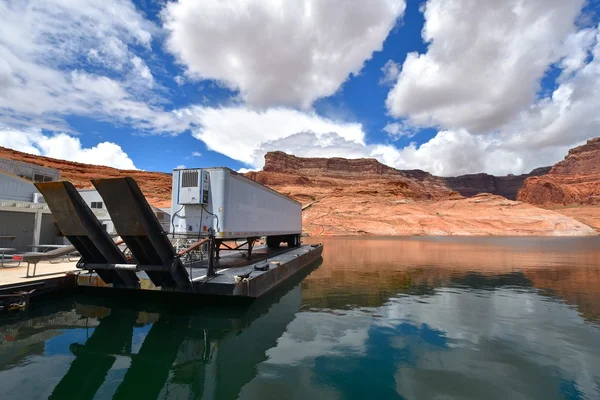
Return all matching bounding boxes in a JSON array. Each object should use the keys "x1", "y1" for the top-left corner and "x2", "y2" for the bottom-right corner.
[
  {"x1": 178, "y1": 169, "x2": 209, "y2": 205},
  {"x1": 181, "y1": 170, "x2": 199, "y2": 188}
]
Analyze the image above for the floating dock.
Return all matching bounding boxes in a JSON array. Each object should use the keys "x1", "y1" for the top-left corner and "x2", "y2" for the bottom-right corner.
[
  {"x1": 0, "y1": 260, "x2": 77, "y2": 293},
  {"x1": 27, "y1": 177, "x2": 322, "y2": 300},
  {"x1": 78, "y1": 243, "x2": 322, "y2": 298},
  {"x1": 0, "y1": 261, "x2": 77, "y2": 311}
]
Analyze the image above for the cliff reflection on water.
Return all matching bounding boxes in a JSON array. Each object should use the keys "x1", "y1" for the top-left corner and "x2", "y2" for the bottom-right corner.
[
  {"x1": 0, "y1": 236, "x2": 599, "y2": 400},
  {"x1": 302, "y1": 237, "x2": 600, "y2": 323}
]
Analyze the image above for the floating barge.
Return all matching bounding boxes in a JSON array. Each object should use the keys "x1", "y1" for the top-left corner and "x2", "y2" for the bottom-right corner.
[
  {"x1": 34, "y1": 170, "x2": 322, "y2": 300},
  {"x1": 77, "y1": 243, "x2": 322, "y2": 298}
]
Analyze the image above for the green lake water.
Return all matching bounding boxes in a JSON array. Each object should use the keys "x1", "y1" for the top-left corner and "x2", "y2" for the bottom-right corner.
[{"x1": 1, "y1": 236, "x2": 600, "y2": 399}]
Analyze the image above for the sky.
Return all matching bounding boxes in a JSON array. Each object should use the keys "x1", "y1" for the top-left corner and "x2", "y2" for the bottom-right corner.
[{"x1": 1, "y1": 0, "x2": 600, "y2": 177}]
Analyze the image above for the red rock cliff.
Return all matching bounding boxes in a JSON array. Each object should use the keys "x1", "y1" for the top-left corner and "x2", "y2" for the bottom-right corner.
[
  {"x1": 440, "y1": 167, "x2": 551, "y2": 200},
  {"x1": 254, "y1": 151, "x2": 548, "y2": 200},
  {"x1": 518, "y1": 138, "x2": 600, "y2": 205},
  {"x1": 550, "y1": 137, "x2": 600, "y2": 175},
  {"x1": 263, "y1": 151, "x2": 400, "y2": 176},
  {"x1": 247, "y1": 151, "x2": 458, "y2": 202}
]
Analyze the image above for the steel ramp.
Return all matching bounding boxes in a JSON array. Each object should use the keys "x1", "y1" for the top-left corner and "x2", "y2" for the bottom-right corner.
[
  {"x1": 92, "y1": 177, "x2": 191, "y2": 291},
  {"x1": 34, "y1": 181, "x2": 139, "y2": 288}
]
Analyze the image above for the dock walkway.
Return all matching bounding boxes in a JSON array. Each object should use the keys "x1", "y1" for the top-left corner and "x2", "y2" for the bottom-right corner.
[{"x1": 0, "y1": 261, "x2": 78, "y2": 295}]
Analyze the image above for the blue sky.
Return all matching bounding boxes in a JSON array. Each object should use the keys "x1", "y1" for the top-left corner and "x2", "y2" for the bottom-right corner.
[{"x1": 1, "y1": 0, "x2": 599, "y2": 176}]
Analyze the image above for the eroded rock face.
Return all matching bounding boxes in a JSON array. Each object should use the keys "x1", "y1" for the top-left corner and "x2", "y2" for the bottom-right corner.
[
  {"x1": 441, "y1": 167, "x2": 551, "y2": 200},
  {"x1": 257, "y1": 151, "x2": 549, "y2": 200},
  {"x1": 518, "y1": 138, "x2": 600, "y2": 206},
  {"x1": 300, "y1": 193, "x2": 596, "y2": 236},
  {"x1": 248, "y1": 151, "x2": 460, "y2": 202},
  {"x1": 551, "y1": 137, "x2": 600, "y2": 175},
  {"x1": 263, "y1": 151, "x2": 399, "y2": 176}
]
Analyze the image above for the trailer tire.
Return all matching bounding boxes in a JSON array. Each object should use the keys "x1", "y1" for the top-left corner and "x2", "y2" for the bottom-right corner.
[
  {"x1": 266, "y1": 236, "x2": 281, "y2": 249},
  {"x1": 267, "y1": 234, "x2": 301, "y2": 248},
  {"x1": 284, "y1": 234, "x2": 301, "y2": 248}
]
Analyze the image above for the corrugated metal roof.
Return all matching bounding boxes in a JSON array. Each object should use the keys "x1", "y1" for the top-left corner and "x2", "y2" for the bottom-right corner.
[{"x1": 0, "y1": 157, "x2": 60, "y2": 176}]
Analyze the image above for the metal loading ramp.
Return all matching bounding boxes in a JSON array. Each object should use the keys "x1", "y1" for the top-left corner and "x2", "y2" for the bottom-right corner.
[
  {"x1": 34, "y1": 181, "x2": 139, "y2": 288},
  {"x1": 91, "y1": 177, "x2": 191, "y2": 291}
]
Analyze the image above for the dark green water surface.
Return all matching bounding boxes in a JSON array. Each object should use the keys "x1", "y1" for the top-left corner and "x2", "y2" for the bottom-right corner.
[{"x1": 1, "y1": 236, "x2": 600, "y2": 399}]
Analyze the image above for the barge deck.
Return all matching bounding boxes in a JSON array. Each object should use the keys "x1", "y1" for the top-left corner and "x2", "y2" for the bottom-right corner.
[{"x1": 78, "y1": 243, "x2": 323, "y2": 298}]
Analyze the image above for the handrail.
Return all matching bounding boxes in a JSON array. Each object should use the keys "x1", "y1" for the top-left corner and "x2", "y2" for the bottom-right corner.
[{"x1": 177, "y1": 238, "x2": 210, "y2": 256}]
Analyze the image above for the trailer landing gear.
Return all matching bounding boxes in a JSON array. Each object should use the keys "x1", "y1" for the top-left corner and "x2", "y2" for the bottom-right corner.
[{"x1": 215, "y1": 237, "x2": 259, "y2": 260}]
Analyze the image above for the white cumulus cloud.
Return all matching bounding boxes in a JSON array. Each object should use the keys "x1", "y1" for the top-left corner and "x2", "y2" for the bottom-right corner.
[
  {"x1": 130, "y1": 56, "x2": 154, "y2": 87},
  {"x1": 0, "y1": 0, "x2": 185, "y2": 134},
  {"x1": 237, "y1": 167, "x2": 259, "y2": 174},
  {"x1": 380, "y1": 60, "x2": 401, "y2": 85},
  {"x1": 181, "y1": 11, "x2": 600, "y2": 177},
  {"x1": 0, "y1": 127, "x2": 137, "y2": 169},
  {"x1": 383, "y1": 122, "x2": 417, "y2": 140},
  {"x1": 179, "y1": 102, "x2": 583, "y2": 176},
  {"x1": 371, "y1": 130, "x2": 573, "y2": 176},
  {"x1": 386, "y1": 0, "x2": 585, "y2": 133},
  {"x1": 418, "y1": 21, "x2": 600, "y2": 176},
  {"x1": 162, "y1": 0, "x2": 406, "y2": 108},
  {"x1": 376, "y1": 0, "x2": 600, "y2": 176},
  {"x1": 185, "y1": 106, "x2": 366, "y2": 167},
  {"x1": 505, "y1": 24, "x2": 600, "y2": 151},
  {"x1": 174, "y1": 75, "x2": 185, "y2": 86}
]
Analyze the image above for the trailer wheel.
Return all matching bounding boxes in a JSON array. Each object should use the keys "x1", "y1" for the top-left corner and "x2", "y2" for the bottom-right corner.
[
  {"x1": 266, "y1": 236, "x2": 281, "y2": 248},
  {"x1": 284, "y1": 235, "x2": 294, "y2": 247},
  {"x1": 284, "y1": 234, "x2": 301, "y2": 248}
]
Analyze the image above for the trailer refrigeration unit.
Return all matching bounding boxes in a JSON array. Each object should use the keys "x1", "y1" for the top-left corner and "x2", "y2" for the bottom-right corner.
[{"x1": 171, "y1": 167, "x2": 302, "y2": 257}]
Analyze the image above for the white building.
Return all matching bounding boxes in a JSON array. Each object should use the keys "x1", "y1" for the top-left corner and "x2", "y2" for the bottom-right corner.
[
  {"x1": 0, "y1": 158, "x2": 170, "y2": 253},
  {"x1": 78, "y1": 189, "x2": 171, "y2": 234},
  {"x1": 155, "y1": 207, "x2": 172, "y2": 232},
  {"x1": 78, "y1": 189, "x2": 115, "y2": 234},
  {"x1": 0, "y1": 159, "x2": 63, "y2": 252}
]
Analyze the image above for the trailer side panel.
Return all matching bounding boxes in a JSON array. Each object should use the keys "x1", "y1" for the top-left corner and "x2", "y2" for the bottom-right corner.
[{"x1": 218, "y1": 170, "x2": 301, "y2": 238}]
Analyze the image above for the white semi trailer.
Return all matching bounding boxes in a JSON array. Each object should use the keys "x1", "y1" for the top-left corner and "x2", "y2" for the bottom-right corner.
[{"x1": 170, "y1": 167, "x2": 302, "y2": 248}]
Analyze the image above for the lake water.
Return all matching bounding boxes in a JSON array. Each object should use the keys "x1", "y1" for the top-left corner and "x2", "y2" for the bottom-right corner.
[{"x1": 1, "y1": 237, "x2": 600, "y2": 399}]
